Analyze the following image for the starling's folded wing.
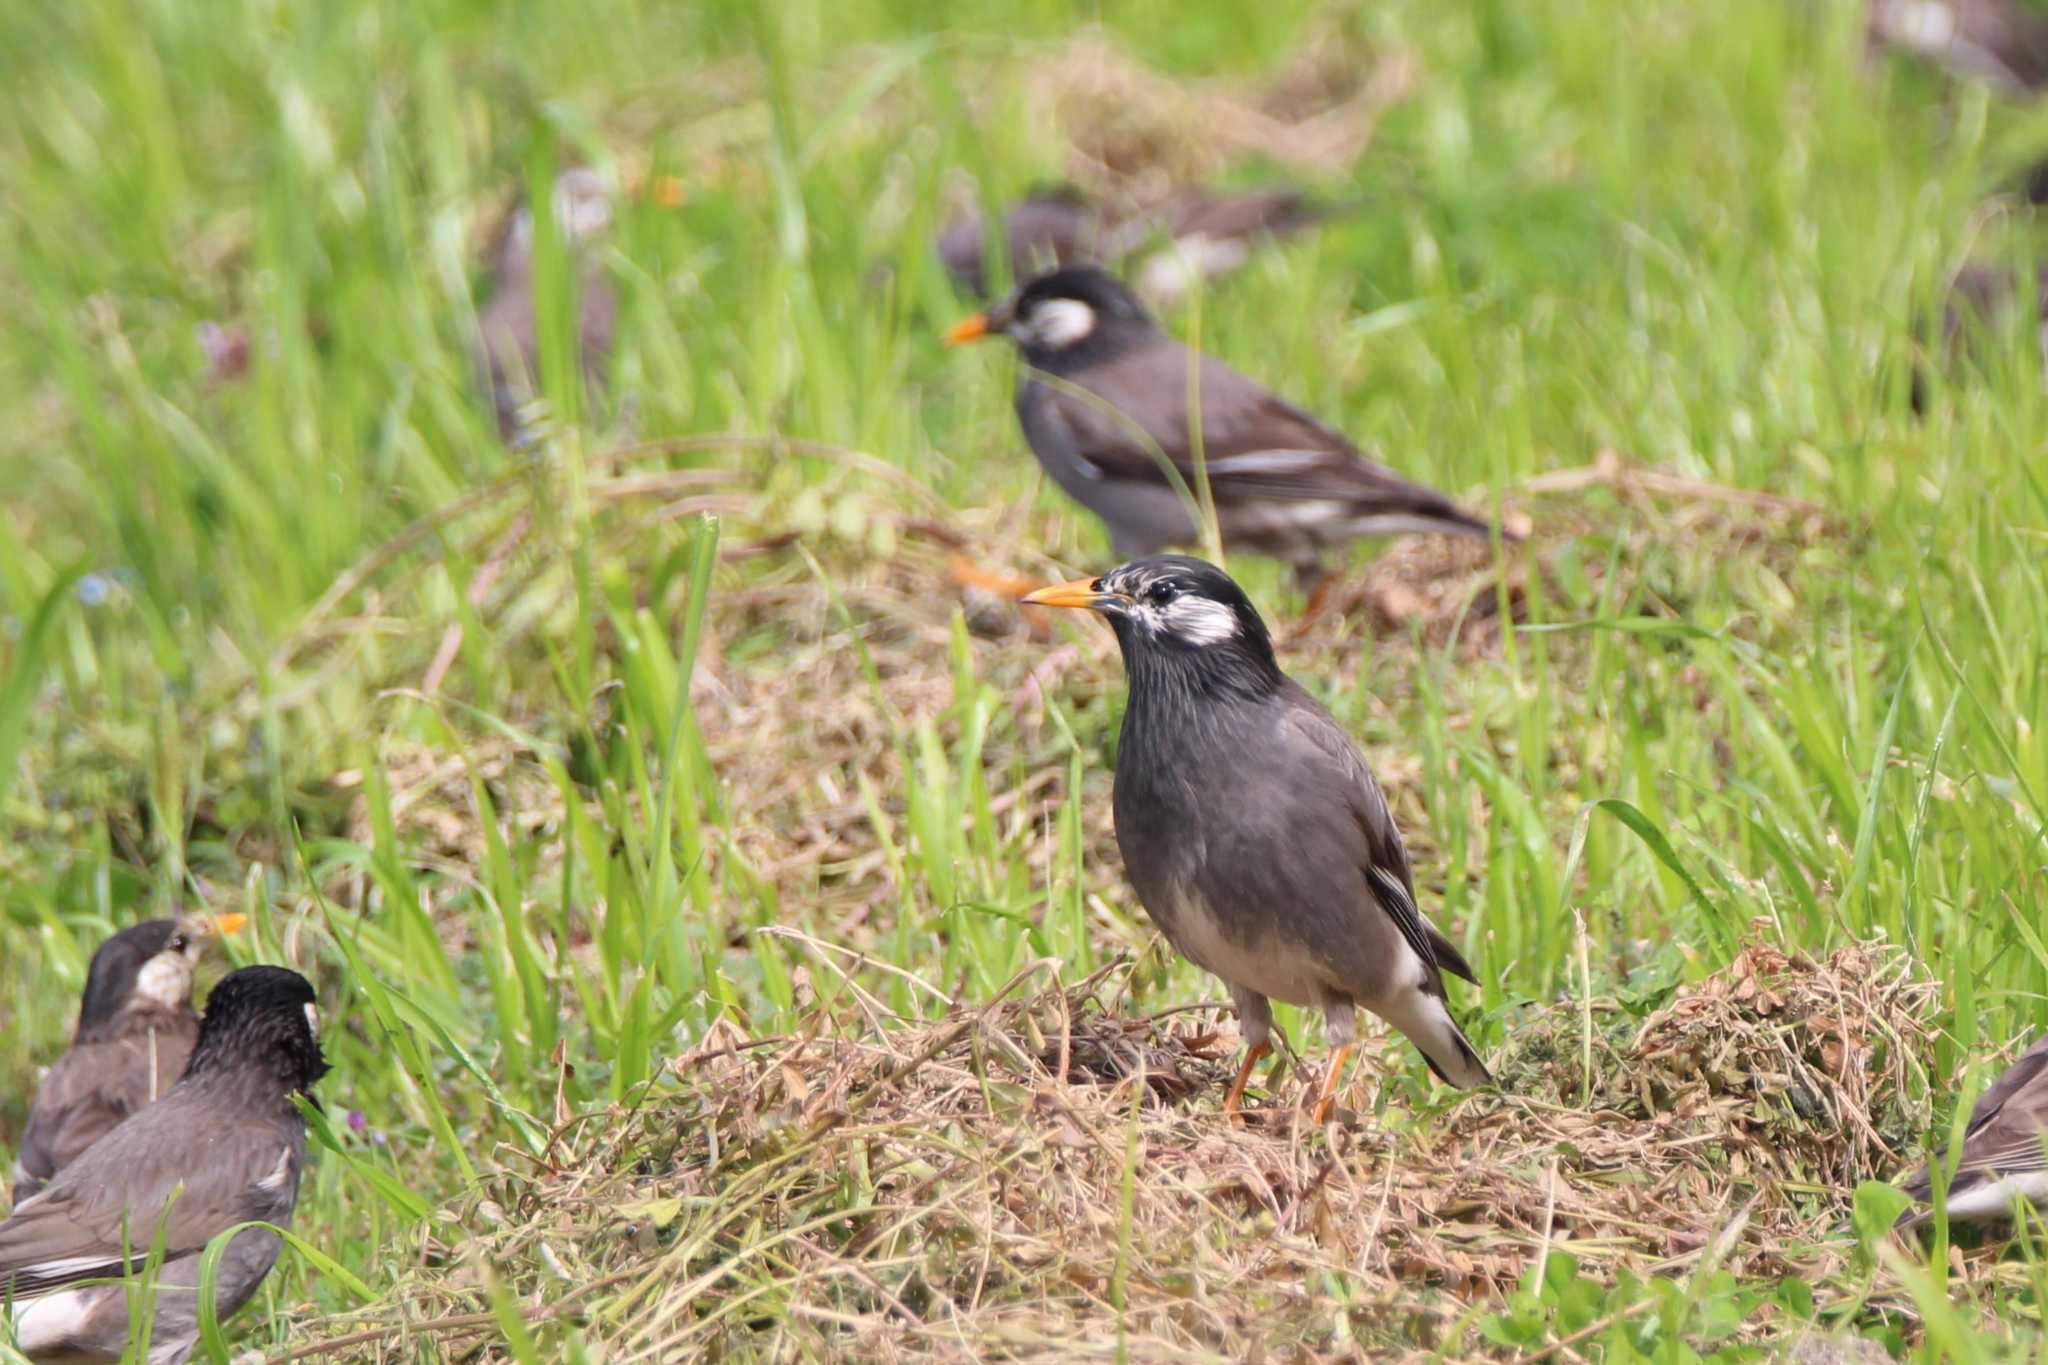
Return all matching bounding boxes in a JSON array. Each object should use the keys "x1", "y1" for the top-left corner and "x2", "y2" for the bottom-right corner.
[
  {"x1": 13, "y1": 1032, "x2": 192, "y2": 1200},
  {"x1": 1035, "y1": 343, "x2": 1495, "y2": 533},
  {"x1": 15, "y1": 1048, "x2": 133, "y2": 1199},
  {"x1": 0, "y1": 1092, "x2": 294, "y2": 1298},
  {"x1": 1279, "y1": 700, "x2": 1477, "y2": 987}
]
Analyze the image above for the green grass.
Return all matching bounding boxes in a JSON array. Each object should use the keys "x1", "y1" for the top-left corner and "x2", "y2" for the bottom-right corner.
[{"x1": 2, "y1": 0, "x2": 2047, "y2": 1358}]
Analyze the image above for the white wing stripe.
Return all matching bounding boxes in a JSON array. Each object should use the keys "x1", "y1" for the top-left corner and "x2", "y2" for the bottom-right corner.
[{"x1": 1204, "y1": 449, "x2": 1329, "y2": 476}]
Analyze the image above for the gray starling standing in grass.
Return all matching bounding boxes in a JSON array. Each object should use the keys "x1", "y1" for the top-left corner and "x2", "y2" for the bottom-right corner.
[
  {"x1": 947, "y1": 265, "x2": 1513, "y2": 593},
  {"x1": 1, "y1": 966, "x2": 327, "y2": 1364},
  {"x1": 1898, "y1": 1034, "x2": 2048, "y2": 1229},
  {"x1": 11, "y1": 914, "x2": 246, "y2": 1204},
  {"x1": 476, "y1": 167, "x2": 621, "y2": 444},
  {"x1": 1022, "y1": 555, "x2": 1492, "y2": 1122}
]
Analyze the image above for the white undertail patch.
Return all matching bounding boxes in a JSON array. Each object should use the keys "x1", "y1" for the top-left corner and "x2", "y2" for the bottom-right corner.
[
  {"x1": 11, "y1": 1286, "x2": 98, "y2": 1352},
  {"x1": 1940, "y1": 1171, "x2": 2048, "y2": 1223},
  {"x1": 1374, "y1": 986, "x2": 1490, "y2": 1088}
]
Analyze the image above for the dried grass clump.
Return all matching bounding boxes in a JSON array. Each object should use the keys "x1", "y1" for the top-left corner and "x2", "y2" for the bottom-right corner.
[
  {"x1": 1301, "y1": 452, "x2": 1845, "y2": 659},
  {"x1": 1025, "y1": 28, "x2": 1418, "y2": 201},
  {"x1": 1497, "y1": 937, "x2": 1937, "y2": 1196},
  {"x1": 275, "y1": 937, "x2": 1946, "y2": 1362}
]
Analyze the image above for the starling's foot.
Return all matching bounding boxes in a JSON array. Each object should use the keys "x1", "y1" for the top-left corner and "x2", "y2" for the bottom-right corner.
[
  {"x1": 1221, "y1": 1039, "x2": 1274, "y2": 1117},
  {"x1": 1307, "y1": 1043, "x2": 1352, "y2": 1126},
  {"x1": 1292, "y1": 570, "x2": 1346, "y2": 638}
]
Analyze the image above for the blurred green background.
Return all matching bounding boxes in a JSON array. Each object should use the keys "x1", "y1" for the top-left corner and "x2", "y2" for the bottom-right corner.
[{"x1": 3, "y1": 0, "x2": 2047, "y2": 1356}]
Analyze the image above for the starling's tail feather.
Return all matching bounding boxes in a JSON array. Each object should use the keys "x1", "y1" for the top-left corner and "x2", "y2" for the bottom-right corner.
[{"x1": 1384, "y1": 990, "x2": 1494, "y2": 1089}]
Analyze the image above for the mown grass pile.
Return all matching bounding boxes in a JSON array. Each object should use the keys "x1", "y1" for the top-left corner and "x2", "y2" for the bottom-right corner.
[{"x1": 2, "y1": 0, "x2": 2047, "y2": 1358}]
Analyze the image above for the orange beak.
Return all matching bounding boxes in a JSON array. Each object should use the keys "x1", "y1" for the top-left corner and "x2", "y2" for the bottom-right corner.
[
  {"x1": 624, "y1": 169, "x2": 686, "y2": 207},
  {"x1": 1019, "y1": 578, "x2": 1111, "y2": 610},
  {"x1": 211, "y1": 913, "x2": 249, "y2": 936},
  {"x1": 944, "y1": 312, "x2": 992, "y2": 346}
]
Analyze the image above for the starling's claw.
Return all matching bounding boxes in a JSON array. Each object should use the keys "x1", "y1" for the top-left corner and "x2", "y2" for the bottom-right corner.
[
  {"x1": 1294, "y1": 573, "x2": 1344, "y2": 636},
  {"x1": 1221, "y1": 1039, "x2": 1273, "y2": 1117},
  {"x1": 1308, "y1": 1043, "x2": 1352, "y2": 1126}
]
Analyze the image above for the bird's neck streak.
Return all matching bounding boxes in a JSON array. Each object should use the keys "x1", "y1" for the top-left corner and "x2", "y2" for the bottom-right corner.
[
  {"x1": 186, "y1": 1023, "x2": 329, "y2": 1100},
  {"x1": 1115, "y1": 631, "x2": 1286, "y2": 744},
  {"x1": 77, "y1": 1003, "x2": 191, "y2": 1046},
  {"x1": 1017, "y1": 318, "x2": 1148, "y2": 375}
]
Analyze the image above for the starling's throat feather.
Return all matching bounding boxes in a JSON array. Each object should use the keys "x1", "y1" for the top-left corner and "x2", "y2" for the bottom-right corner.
[{"x1": 132, "y1": 953, "x2": 194, "y2": 1013}]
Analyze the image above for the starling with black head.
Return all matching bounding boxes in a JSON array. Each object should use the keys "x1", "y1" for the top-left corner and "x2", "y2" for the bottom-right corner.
[
  {"x1": 11, "y1": 914, "x2": 245, "y2": 1204},
  {"x1": 949, "y1": 266, "x2": 1513, "y2": 591},
  {"x1": 1, "y1": 965, "x2": 328, "y2": 1363},
  {"x1": 1023, "y1": 555, "x2": 1492, "y2": 1120}
]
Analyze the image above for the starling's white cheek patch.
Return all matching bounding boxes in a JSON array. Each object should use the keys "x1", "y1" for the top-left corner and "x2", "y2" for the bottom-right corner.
[
  {"x1": 133, "y1": 954, "x2": 193, "y2": 1011},
  {"x1": 1164, "y1": 596, "x2": 1241, "y2": 646},
  {"x1": 1025, "y1": 298, "x2": 1097, "y2": 350},
  {"x1": 305, "y1": 1002, "x2": 320, "y2": 1037}
]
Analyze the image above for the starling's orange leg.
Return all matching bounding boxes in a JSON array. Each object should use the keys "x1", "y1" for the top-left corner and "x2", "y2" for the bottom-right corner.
[
  {"x1": 948, "y1": 554, "x2": 1047, "y2": 600},
  {"x1": 1289, "y1": 572, "x2": 1345, "y2": 642},
  {"x1": 1308, "y1": 1044, "x2": 1353, "y2": 1125},
  {"x1": 1221, "y1": 1039, "x2": 1273, "y2": 1116}
]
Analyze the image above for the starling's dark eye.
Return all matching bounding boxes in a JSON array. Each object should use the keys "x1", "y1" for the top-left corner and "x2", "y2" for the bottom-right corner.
[
  {"x1": 1144, "y1": 581, "x2": 1179, "y2": 606},
  {"x1": 168, "y1": 935, "x2": 188, "y2": 952}
]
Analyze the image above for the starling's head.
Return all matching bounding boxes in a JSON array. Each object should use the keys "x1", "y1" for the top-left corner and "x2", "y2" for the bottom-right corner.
[
  {"x1": 77, "y1": 914, "x2": 247, "y2": 1038},
  {"x1": 502, "y1": 167, "x2": 617, "y2": 265},
  {"x1": 945, "y1": 264, "x2": 1154, "y2": 365},
  {"x1": 1022, "y1": 556, "x2": 1280, "y2": 692},
  {"x1": 549, "y1": 167, "x2": 616, "y2": 242},
  {"x1": 186, "y1": 965, "x2": 330, "y2": 1096}
]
